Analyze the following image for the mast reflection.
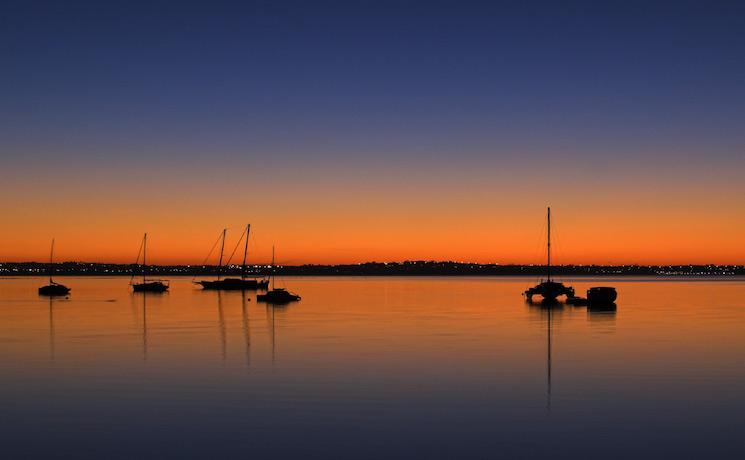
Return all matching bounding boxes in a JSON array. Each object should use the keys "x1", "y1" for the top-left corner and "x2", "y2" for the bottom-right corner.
[
  {"x1": 143, "y1": 293, "x2": 147, "y2": 361},
  {"x1": 133, "y1": 290, "x2": 167, "y2": 362},
  {"x1": 48, "y1": 297, "x2": 56, "y2": 364},
  {"x1": 217, "y1": 291, "x2": 226, "y2": 364},
  {"x1": 527, "y1": 299, "x2": 561, "y2": 412},
  {"x1": 241, "y1": 291, "x2": 250, "y2": 368},
  {"x1": 265, "y1": 303, "x2": 291, "y2": 364},
  {"x1": 546, "y1": 305, "x2": 553, "y2": 411},
  {"x1": 266, "y1": 304, "x2": 276, "y2": 363}
]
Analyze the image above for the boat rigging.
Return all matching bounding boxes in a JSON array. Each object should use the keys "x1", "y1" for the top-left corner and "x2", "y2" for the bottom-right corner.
[
  {"x1": 196, "y1": 225, "x2": 269, "y2": 291},
  {"x1": 38, "y1": 238, "x2": 71, "y2": 296},
  {"x1": 131, "y1": 233, "x2": 169, "y2": 292}
]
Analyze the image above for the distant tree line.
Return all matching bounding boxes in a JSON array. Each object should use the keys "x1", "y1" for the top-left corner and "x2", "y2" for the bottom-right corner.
[{"x1": 0, "y1": 261, "x2": 743, "y2": 276}]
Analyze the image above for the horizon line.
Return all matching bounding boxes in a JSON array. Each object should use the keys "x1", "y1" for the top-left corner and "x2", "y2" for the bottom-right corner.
[{"x1": 2, "y1": 260, "x2": 743, "y2": 268}]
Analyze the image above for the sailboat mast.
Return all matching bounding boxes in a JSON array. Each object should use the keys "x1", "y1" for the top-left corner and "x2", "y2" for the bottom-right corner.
[
  {"x1": 143, "y1": 233, "x2": 147, "y2": 284},
  {"x1": 547, "y1": 207, "x2": 551, "y2": 282},
  {"x1": 271, "y1": 245, "x2": 275, "y2": 290},
  {"x1": 49, "y1": 238, "x2": 55, "y2": 284},
  {"x1": 241, "y1": 224, "x2": 251, "y2": 280},
  {"x1": 217, "y1": 228, "x2": 227, "y2": 281}
]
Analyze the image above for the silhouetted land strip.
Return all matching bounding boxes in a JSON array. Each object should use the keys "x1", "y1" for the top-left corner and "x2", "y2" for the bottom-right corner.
[{"x1": 1, "y1": 261, "x2": 743, "y2": 277}]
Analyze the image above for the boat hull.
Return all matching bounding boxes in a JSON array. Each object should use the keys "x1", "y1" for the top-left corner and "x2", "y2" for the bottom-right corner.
[
  {"x1": 133, "y1": 281, "x2": 169, "y2": 292},
  {"x1": 39, "y1": 284, "x2": 70, "y2": 296},
  {"x1": 587, "y1": 287, "x2": 617, "y2": 305},
  {"x1": 197, "y1": 278, "x2": 269, "y2": 291},
  {"x1": 257, "y1": 289, "x2": 301, "y2": 304},
  {"x1": 524, "y1": 281, "x2": 574, "y2": 302}
]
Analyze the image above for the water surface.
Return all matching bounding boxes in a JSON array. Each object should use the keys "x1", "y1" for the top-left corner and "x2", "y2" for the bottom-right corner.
[{"x1": 1, "y1": 276, "x2": 743, "y2": 459}]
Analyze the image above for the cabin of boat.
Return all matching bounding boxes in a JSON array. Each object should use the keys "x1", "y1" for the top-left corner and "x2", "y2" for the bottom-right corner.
[
  {"x1": 133, "y1": 280, "x2": 169, "y2": 292},
  {"x1": 39, "y1": 282, "x2": 70, "y2": 296},
  {"x1": 198, "y1": 277, "x2": 269, "y2": 291},
  {"x1": 257, "y1": 288, "x2": 301, "y2": 304}
]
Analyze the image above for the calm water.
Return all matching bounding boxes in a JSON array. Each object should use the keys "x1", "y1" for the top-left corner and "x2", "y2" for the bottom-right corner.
[{"x1": 0, "y1": 276, "x2": 743, "y2": 459}]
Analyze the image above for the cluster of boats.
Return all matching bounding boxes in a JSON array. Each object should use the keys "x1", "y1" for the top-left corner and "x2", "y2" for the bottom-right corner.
[
  {"x1": 37, "y1": 225, "x2": 302, "y2": 304},
  {"x1": 523, "y1": 208, "x2": 618, "y2": 307},
  {"x1": 37, "y1": 209, "x2": 615, "y2": 307}
]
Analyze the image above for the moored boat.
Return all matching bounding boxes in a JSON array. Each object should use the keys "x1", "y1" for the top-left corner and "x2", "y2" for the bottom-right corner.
[
  {"x1": 131, "y1": 233, "x2": 169, "y2": 293},
  {"x1": 39, "y1": 283, "x2": 71, "y2": 296},
  {"x1": 525, "y1": 281, "x2": 575, "y2": 302},
  {"x1": 257, "y1": 288, "x2": 301, "y2": 303},
  {"x1": 256, "y1": 246, "x2": 301, "y2": 304},
  {"x1": 196, "y1": 225, "x2": 269, "y2": 291},
  {"x1": 38, "y1": 239, "x2": 71, "y2": 296},
  {"x1": 587, "y1": 287, "x2": 617, "y2": 305},
  {"x1": 199, "y1": 277, "x2": 269, "y2": 290},
  {"x1": 133, "y1": 281, "x2": 169, "y2": 292},
  {"x1": 523, "y1": 208, "x2": 574, "y2": 302}
]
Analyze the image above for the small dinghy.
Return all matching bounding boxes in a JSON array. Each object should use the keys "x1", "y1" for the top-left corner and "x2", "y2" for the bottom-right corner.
[{"x1": 587, "y1": 287, "x2": 617, "y2": 306}]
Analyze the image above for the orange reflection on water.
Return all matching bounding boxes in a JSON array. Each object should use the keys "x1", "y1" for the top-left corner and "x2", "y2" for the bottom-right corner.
[{"x1": 1, "y1": 276, "x2": 744, "y2": 380}]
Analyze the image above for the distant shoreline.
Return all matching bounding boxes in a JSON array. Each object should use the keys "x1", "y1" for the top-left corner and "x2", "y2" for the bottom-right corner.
[{"x1": 1, "y1": 261, "x2": 742, "y2": 277}]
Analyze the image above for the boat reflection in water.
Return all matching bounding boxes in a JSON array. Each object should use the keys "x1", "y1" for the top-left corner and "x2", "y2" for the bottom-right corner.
[
  {"x1": 588, "y1": 301, "x2": 618, "y2": 313},
  {"x1": 47, "y1": 296, "x2": 57, "y2": 363},
  {"x1": 135, "y1": 291, "x2": 160, "y2": 361},
  {"x1": 2, "y1": 277, "x2": 742, "y2": 459},
  {"x1": 265, "y1": 301, "x2": 294, "y2": 363},
  {"x1": 527, "y1": 297, "x2": 562, "y2": 411},
  {"x1": 241, "y1": 291, "x2": 251, "y2": 367},
  {"x1": 587, "y1": 302, "x2": 618, "y2": 324}
]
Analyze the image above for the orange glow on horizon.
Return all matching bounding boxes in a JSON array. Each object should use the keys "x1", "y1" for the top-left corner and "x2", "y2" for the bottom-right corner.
[
  {"x1": 2, "y1": 156, "x2": 744, "y2": 265},
  {"x1": 1, "y1": 201, "x2": 743, "y2": 265}
]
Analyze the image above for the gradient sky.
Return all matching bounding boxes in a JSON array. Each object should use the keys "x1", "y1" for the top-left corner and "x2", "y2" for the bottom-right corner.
[{"x1": 2, "y1": 0, "x2": 744, "y2": 264}]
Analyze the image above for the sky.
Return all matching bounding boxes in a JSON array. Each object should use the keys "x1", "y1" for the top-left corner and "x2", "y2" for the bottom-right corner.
[{"x1": 1, "y1": 0, "x2": 744, "y2": 265}]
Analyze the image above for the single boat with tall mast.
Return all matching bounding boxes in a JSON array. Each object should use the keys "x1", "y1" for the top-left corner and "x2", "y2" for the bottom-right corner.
[
  {"x1": 196, "y1": 225, "x2": 269, "y2": 290},
  {"x1": 131, "y1": 233, "x2": 169, "y2": 293},
  {"x1": 38, "y1": 239, "x2": 71, "y2": 296},
  {"x1": 257, "y1": 246, "x2": 301, "y2": 304},
  {"x1": 524, "y1": 207, "x2": 575, "y2": 302}
]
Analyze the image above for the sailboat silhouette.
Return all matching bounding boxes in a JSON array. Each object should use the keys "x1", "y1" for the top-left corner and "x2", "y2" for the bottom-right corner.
[
  {"x1": 523, "y1": 208, "x2": 574, "y2": 302},
  {"x1": 131, "y1": 233, "x2": 169, "y2": 292},
  {"x1": 257, "y1": 246, "x2": 301, "y2": 304},
  {"x1": 196, "y1": 225, "x2": 270, "y2": 291},
  {"x1": 38, "y1": 239, "x2": 71, "y2": 296}
]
